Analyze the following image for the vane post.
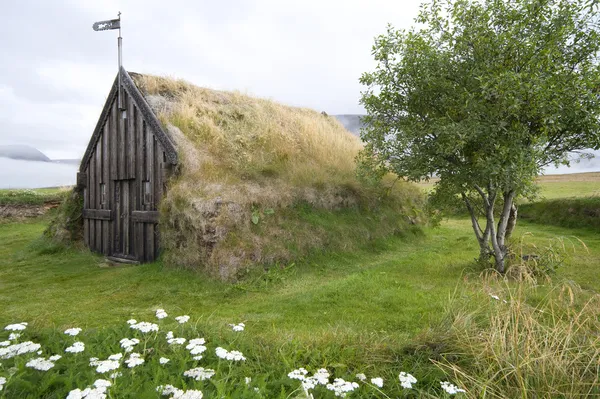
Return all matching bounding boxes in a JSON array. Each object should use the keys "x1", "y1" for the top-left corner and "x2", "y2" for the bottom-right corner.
[
  {"x1": 117, "y1": 12, "x2": 123, "y2": 110},
  {"x1": 92, "y1": 12, "x2": 124, "y2": 109}
]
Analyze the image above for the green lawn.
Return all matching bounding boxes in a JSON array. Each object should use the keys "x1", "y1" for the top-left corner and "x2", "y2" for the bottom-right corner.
[{"x1": 0, "y1": 177, "x2": 599, "y2": 397}]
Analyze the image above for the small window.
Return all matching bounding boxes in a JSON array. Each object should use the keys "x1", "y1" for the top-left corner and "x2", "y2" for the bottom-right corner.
[
  {"x1": 100, "y1": 184, "x2": 106, "y2": 206},
  {"x1": 143, "y1": 181, "x2": 152, "y2": 205}
]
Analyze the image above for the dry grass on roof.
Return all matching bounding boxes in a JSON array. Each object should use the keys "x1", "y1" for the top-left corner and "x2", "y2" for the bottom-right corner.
[
  {"x1": 133, "y1": 74, "x2": 363, "y2": 189},
  {"x1": 130, "y1": 73, "x2": 424, "y2": 280}
]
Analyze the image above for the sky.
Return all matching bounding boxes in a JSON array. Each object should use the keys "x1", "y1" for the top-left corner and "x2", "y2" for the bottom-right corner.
[{"x1": 0, "y1": 0, "x2": 423, "y2": 160}]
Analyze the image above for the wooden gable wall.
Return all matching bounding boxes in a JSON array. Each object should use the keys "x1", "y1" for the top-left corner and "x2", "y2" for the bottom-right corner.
[{"x1": 80, "y1": 70, "x2": 177, "y2": 263}]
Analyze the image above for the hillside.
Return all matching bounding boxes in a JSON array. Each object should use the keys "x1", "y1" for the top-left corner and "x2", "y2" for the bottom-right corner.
[{"x1": 0, "y1": 144, "x2": 50, "y2": 162}]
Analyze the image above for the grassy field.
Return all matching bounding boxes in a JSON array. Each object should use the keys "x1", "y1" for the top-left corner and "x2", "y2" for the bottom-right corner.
[{"x1": 0, "y1": 173, "x2": 599, "y2": 397}]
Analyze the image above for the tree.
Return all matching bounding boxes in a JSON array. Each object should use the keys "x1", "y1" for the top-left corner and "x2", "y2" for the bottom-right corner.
[{"x1": 359, "y1": 0, "x2": 600, "y2": 272}]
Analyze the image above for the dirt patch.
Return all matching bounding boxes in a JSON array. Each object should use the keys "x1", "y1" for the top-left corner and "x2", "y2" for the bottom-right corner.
[{"x1": 0, "y1": 202, "x2": 60, "y2": 220}]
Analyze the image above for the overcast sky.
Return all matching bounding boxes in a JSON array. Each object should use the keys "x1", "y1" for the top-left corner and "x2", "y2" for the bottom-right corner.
[{"x1": 0, "y1": 0, "x2": 423, "y2": 159}]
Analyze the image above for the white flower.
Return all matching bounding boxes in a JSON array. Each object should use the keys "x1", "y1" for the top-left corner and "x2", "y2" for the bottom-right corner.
[
  {"x1": 489, "y1": 294, "x2": 500, "y2": 300},
  {"x1": 124, "y1": 353, "x2": 145, "y2": 368},
  {"x1": 245, "y1": 377, "x2": 252, "y2": 385},
  {"x1": 325, "y1": 378, "x2": 359, "y2": 397},
  {"x1": 4, "y1": 323, "x2": 26, "y2": 331},
  {"x1": 126, "y1": 319, "x2": 137, "y2": 325},
  {"x1": 229, "y1": 323, "x2": 245, "y2": 332},
  {"x1": 129, "y1": 321, "x2": 159, "y2": 333},
  {"x1": 157, "y1": 385, "x2": 203, "y2": 399},
  {"x1": 175, "y1": 315, "x2": 190, "y2": 324},
  {"x1": 0, "y1": 341, "x2": 41, "y2": 359},
  {"x1": 168, "y1": 337, "x2": 186, "y2": 345},
  {"x1": 0, "y1": 341, "x2": 9, "y2": 347},
  {"x1": 192, "y1": 355, "x2": 203, "y2": 360},
  {"x1": 49, "y1": 354, "x2": 62, "y2": 361},
  {"x1": 159, "y1": 357, "x2": 170, "y2": 365},
  {"x1": 215, "y1": 347, "x2": 245, "y2": 361},
  {"x1": 0, "y1": 376, "x2": 5, "y2": 391},
  {"x1": 90, "y1": 357, "x2": 120, "y2": 374},
  {"x1": 156, "y1": 309, "x2": 168, "y2": 319},
  {"x1": 94, "y1": 379, "x2": 112, "y2": 389},
  {"x1": 288, "y1": 368, "x2": 309, "y2": 380},
  {"x1": 8, "y1": 333, "x2": 20, "y2": 341},
  {"x1": 66, "y1": 380, "x2": 111, "y2": 399},
  {"x1": 166, "y1": 331, "x2": 174, "y2": 340},
  {"x1": 355, "y1": 373, "x2": 366, "y2": 381},
  {"x1": 188, "y1": 338, "x2": 205, "y2": 346},
  {"x1": 186, "y1": 338, "x2": 206, "y2": 355},
  {"x1": 119, "y1": 338, "x2": 140, "y2": 351},
  {"x1": 184, "y1": 367, "x2": 216, "y2": 381},
  {"x1": 65, "y1": 342, "x2": 85, "y2": 353},
  {"x1": 370, "y1": 377, "x2": 383, "y2": 388},
  {"x1": 64, "y1": 328, "x2": 82, "y2": 336},
  {"x1": 108, "y1": 353, "x2": 123, "y2": 361},
  {"x1": 399, "y1": 372, "x2": 417, "y2": 389},
  {"x1": 109, "y1": 372, "x2": 122, "y2": 379},
  {"x1": 26, "y1": 357, "x2": 55, "y2": 371},
  {"x1": 441, "y1": 381, "x2": 466, "y2": 395}
]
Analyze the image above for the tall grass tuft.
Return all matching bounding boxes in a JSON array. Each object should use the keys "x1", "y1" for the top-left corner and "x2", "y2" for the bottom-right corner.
[{"x1": 435, "y1": 278, "x2": 600, "y2": 398}]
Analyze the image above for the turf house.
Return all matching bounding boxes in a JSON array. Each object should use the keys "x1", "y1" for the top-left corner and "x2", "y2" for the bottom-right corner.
[{"x1": 64, "y1": 68, "x2": 423, "y2": 280}]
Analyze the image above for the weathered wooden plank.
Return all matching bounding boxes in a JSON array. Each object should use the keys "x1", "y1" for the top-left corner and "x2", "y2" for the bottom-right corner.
[
  {"x1": 146, "y1": 127, "x2": 154, "y2": 197},
  {"x1": 114, "y1": 181, "x2": 121, "y2": 254},
  {"x1": 146, "y1": 222, "x2": 155, "y2": 262},
  {"x1": 131, "y1": 211, "x2": 160, "y2": 223},
  {"x1": 95, "y1": 132, "x2": 103, "y2": 253},
  {"x1": 110, "y1": 98, "x2": 118, "y2": 180},
  {"x1": 135, "y1": 108, "x2": 145, "y2": 261},
  {"x1": 77, "y1": 172, "x2": 87, "y2": 188},
  {"x1": 118, "y1": 93, "x2": 126, "y2": 179},
  {"x1": 83, "y1": 170, "x2": 89, "y2": 248},
  {"x1": 102, "y1": 120, "x2": 110, "y2": 255},
  {"x1": 123, "y1": 180, "x2": 130, "y2": 256},
  {"x1": 89, "y1": 154, "x2": 96, "y2": 251},
  {"x1": 83, "y1": 209, "x2": 112, "y2": 220},
  {"x1": 127, "y1": 94, "x2": 136, "y2": 179}
]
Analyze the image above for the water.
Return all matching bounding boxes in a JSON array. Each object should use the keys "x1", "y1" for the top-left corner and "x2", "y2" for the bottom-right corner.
[{"x1": 0, "y1": 158, "x2": 78, "y2": 189}]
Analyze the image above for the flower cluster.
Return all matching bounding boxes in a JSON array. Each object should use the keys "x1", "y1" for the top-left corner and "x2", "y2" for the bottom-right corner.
[
  {"x1": 129, "y1": 321, "x2": 159, "y2": 333},
  {"x1": 156, "y1": 309, "x2": 168, "y2": 319},
  {"x1": 399, "y1": 372, "x2": 417, "y2": 389},
  {"x1": 0, "y1": 377, "x2": 5, "y2": 392},
  {"x1": 0, "y1": 341, "x2": 41, "y2": 359},
  {"x1": 25, "y1": 357, "x2": 55, "y2": 371},
  {"x1": 186, "y1": 338, "x2": 207, "y2": 358},
  {"x1": 64, "y1": 328, "x2": 82, "y2": 336},
  {"x1": 441, "y1": 381, "x2": 466, "y2": 395},
  {"x1": 4, "y1": 323, "x2": 27, "y2": 331},
  {"x1": 125, "y1": 353, "x2": 144, "y2": 368},
  {"x1": 90, "y1": 356, "x2": 121, "y2": 374},
  {"x1": 215, "y1": 347, "x2": 245, "y2": 361},
  {"x1": 175, "y1": 315, "x2": 190, "y2": 324},
  {"x1": 119, "y1": 338, "x2": 140, "y2": 352},
  {"x1": 157, "y1": 384, "x2": 203, "y2": 399},
  {"x1": 183, "y1": 367, "x2": 215, "y2": 381},
  {"x1": 159, "y1": 357, "x2": 170, "y2": 365},
  {"x1": 229, "y1": 323, "x2": 245, "y2": 332},
  {"x1": 166, "y1": 331, "x2": 186, "y2": 345},
  {"x1": 370, "y1": 377, "x2": 383, "y2": 388},
  {"x1": 66, "y1": 379, "x2": 111, "y2": 399},
  {"x1": 8, "y1": 333, "x2": 20, "y2": 341},
  {"x1": 326, "y1": 378, "x2": 360, "y2": 397},
  {"x1": 65, "y1": 342, "x2": 85, "y2": 353}
]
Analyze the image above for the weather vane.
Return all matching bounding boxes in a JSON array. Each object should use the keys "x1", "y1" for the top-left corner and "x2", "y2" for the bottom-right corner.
[{"x1": 93, "y1": 12, "x2": 124, "y2": 110}]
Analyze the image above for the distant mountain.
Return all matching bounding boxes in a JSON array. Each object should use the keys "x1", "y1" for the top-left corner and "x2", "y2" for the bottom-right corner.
[
  {"x1": 52, "y1": 159, "x2": 81, "y2": 165},
  {"x1": 0, "y1": 145, "x2": 50, "y2": 162},
  {"x1": 333, "y1": 114, "x2": 367, "y2": 137}
]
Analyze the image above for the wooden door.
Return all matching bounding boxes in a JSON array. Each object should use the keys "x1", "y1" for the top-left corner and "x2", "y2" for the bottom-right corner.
[{"x1": 113, "y1": 179, "x2": 136, "y2": 260}]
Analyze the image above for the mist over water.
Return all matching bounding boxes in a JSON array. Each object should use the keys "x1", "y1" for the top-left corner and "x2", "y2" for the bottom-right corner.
[{"x1": 0, "y1": 158, "x2": 77, "y2": 189}]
